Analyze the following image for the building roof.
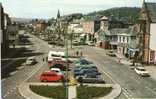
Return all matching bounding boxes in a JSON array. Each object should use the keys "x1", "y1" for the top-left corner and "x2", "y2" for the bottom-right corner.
[
  {"x1": 145, "y1": 2, "x2": 156, "y2": 23},
  {"x1": 101, "y1": 16, "x2": 108, "y2": 20},
  {"x1": 101, "y1": 25, "x2": 138, "y2": 36},
  {"x1": 107, "y1": 28, "x2": 130, "y2": 36}
]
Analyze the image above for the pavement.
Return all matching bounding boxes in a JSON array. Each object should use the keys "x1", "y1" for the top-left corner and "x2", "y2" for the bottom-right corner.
[{"x1": 68, "y1": 86, "x2": 77, "y2": 99}]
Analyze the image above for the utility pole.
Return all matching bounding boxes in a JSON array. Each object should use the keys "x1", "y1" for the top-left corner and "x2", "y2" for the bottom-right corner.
[
  {"x1": 70, "y1": 31, "x2": 73, "y2": 49},
  {"x1": 65, "y1": 21, "x2": 69, "y2": 99}
]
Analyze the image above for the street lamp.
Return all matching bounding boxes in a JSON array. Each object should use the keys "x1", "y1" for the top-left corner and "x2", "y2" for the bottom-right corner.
[{"x1": 64, "y1": 22, "x2": 69, "y2": 99}]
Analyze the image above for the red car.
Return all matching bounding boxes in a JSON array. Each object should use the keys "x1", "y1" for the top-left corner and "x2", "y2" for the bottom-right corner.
[
  {"x1": 50, "y1": 64, "x2": 67, "y2": 71},
  {"x1": 48, "y1": 58, "x2": 65, "y2": 66},
  {"x1": 40, "y1": 71, "x2": 64, "y2": 82}
]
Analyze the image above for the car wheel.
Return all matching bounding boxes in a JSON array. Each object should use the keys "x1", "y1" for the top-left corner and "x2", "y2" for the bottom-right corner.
[{"x1": 42, "y1": 79, "x2": 47, "y2": 82}]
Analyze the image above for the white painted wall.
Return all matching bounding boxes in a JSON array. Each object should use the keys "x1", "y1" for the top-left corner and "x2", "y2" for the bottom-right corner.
[
  {"x1": 150, "y1": 23, "x2": 156, "y2": 51},
  {"x1": 150, "y1": 23, "x2": 156, "y2": 62}
]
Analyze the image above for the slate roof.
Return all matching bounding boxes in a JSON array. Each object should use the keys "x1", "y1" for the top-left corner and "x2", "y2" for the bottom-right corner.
[
  {"x1": 107, "y1": 28, "x2": 130, "y2": 36},
  {"x1": 145, "y1": 2, "x2": 156, "y2": 23}
]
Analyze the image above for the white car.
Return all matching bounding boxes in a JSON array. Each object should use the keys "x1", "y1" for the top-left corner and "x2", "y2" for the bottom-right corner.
[
  {"x1": 50, "y1": 68, "x2": 64, "y2": 75},
  {"x1": 26, "y1": 57, "x2": 37, "y2": 65},
  {"x1": 134, "y1": 67, "x2": 150, "y2": 77},
  {"x1": 87, "y1": 41, "x2": 94, "y2": 46}
]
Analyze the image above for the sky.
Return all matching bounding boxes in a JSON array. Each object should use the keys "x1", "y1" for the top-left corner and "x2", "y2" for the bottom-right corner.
[{"x1": 0, "y1": 0, "x2": 156, "y2": 19}]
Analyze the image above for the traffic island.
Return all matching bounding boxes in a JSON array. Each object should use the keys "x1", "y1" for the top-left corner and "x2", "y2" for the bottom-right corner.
[
  {"x1": 19, "y1": 83, "x2": 121, "y2": 99},
  {"x1": 77, "y1": 85, "x2": 112, "y2": 99},
  {"x1": 30, "y1": 85, "x2": 66, "y2": 99}
]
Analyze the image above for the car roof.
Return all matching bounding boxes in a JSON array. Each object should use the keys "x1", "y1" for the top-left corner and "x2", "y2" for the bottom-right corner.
[
  {"x1": 28, "y1": 56, "x2": 35, "y2": 59},
  {"x1": 51, "y1": 68, "x2": 61, "y2": 71},
  {"x1": 136, "y1": 66, "x2": 145, "y2": 69}
]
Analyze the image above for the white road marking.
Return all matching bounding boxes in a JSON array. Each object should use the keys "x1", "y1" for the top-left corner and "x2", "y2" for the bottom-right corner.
[
  {"x1": 17, "y1": 66, "x2": 24, "y2": 70},
  {"x1": 122, "y1": 88, "x2": 134, "y2": 98},
  {"x1": 145, "y1": 86, "x2": 156, "y2": 95},
  {"x1": 10, "y1": 70, "x2": 18, "y2": 75}
]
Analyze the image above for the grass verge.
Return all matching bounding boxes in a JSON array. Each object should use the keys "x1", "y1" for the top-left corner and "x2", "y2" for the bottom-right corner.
[
  {"x1": 30, "y1": 85, "x2": 66, "y2": 99},
  {"x1": 77, "y1": 85, "x2": 112, "y2": 99}
]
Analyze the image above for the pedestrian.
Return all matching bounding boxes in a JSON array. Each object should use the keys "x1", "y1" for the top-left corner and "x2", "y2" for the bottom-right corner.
[
  {"x1": 13, "y1": 44, "x2": 15, "y2": 48},
  {"x1": 43, "y1": 57, "x2": 44, "y2": 62},
  {"x1": 80, "y1": 51, "x2": 83, "y2": 57},
  {"x1": 118, "y1": 58, "x2": 121, "y2": 63},
  {"x1": 46, "y1": 57, "x2": 48, "y2": 62},
  {"x1": 76, "y1": 51, "x2": 79, "y2": 57}
]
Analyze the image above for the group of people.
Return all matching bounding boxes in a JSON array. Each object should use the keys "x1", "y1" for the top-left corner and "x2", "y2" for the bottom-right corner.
[
  {"x1": 76, "y1": 50, "x2": 83, "y2": 57},
  {"x1": 43, "y1": 56, "x2": 48, "y2": 62}
]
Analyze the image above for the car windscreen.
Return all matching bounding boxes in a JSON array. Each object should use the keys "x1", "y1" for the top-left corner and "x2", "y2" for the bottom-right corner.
[{"x1": 137, "y1": 68, "x2": 145, "y2": 71}]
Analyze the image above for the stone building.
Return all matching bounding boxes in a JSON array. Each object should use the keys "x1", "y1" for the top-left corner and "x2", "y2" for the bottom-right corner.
[
  {"x1": 139, "y1": 1, "x2": 156, "y2": 64},
  {"x1": 82, "y1": 17, "x2": 100, "y2": 41},
  {"x1": 1, "y1": 3, "x2": 9, "y2": 57},
  {"x1": 35, "y1": 20, "x2": 46, "y2": 33}
]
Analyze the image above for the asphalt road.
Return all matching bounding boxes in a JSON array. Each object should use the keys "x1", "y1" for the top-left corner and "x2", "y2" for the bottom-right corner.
[
  {"x1": 3, "y1": 33, "x2": 156, "y2": 99},
  {"x1": 1, "y1": 34, "x2": 49, "y2": 99},
  {"x1": 83, "y1": 46, "x2": 156, "y2": 99}
]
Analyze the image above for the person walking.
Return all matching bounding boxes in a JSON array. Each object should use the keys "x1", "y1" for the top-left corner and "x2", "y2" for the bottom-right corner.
[
  {"x1": 76, "y1": 51, "x2": 79, "y2": 57},
  {"x1": 80, "y1": 51, "x2": 83, "y2": 57},
  {"x1": 46, "y1": 57, "x2": 48, "y2": 62},
  {"x1": 43, "y1": 57, "x2": 45, "y2": 62}
]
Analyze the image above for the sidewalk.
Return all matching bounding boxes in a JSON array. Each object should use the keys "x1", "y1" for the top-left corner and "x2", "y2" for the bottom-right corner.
[{"x1": 68, "y1": 86, "x2": 77, "y2": 99}]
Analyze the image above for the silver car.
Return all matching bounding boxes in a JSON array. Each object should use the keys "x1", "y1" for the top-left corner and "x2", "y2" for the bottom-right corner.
[{"x1": 26, "y1": 57, "x2": 37, "y2": 65}]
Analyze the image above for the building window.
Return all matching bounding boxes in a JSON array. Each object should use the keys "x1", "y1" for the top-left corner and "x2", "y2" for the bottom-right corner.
[
  {"x1": 123, "y1": 37, "x2": 125, "y2": 42},
  {"x1": 127, "y1": 37, "x2": 129, "y2": 43},
  {"x1": 120, "y1": 37, "x2": 121, "y2": 42}
]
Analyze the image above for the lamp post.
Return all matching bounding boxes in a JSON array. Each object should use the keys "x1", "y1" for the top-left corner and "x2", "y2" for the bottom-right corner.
[{"x1": 64, "y1": 21, "x2": 69, "y2": 99}]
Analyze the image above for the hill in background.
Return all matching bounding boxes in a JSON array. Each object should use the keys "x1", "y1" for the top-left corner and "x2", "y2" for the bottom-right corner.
[{"x1": 85, "y1": 7, "x2": 141, "y2": 24}]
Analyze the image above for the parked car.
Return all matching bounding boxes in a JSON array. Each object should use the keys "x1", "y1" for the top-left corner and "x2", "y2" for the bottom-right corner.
[
  {"x1": 40, "y1": 71, "x2": 65, "y2": 82},
  {"x1": 78, "y1": 65, "x2": 98, "y2": 70},
  {"x1": 74, "y1": 68, "x2": 100, "y2": 79},
  {"x1": 50, "y1": 68, "x2": 64, "y2": 75},
  {"x1": 50, "y1": 64, "x2": 67, "y2": 71},
  {"x1": 134, "y1": 67, "x2": 150, "y2": 77},
  {"x1": 87, "y1": 41, "x2": 94, "y2": 46},
  {"x1": 77, "y1": 74, "x2": 105, "y2": 83},
  {"x1": 106, "y1": 52, "x2": 116, "y2": 57},
  {"x1": 26, "y1": 57, "x2": 37, "y2": 65},
  {"x1": 74, "y1": 58, "x2": 93, "y2": 66},
  {"x1": 73, "y1": 40, "x2": 79, "y2": 46}
]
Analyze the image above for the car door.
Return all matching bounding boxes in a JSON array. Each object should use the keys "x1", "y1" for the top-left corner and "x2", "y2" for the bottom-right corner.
[{"x1": 51, "y1": 74, "x2": 61, "y2": 81}]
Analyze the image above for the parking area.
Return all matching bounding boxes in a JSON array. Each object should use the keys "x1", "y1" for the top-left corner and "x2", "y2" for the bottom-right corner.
[{"x1": 27, "y1": 54, "x2": 114, "y2": 84}]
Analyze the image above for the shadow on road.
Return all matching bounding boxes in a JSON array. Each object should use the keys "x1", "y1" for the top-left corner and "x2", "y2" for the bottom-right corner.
[
  {"x1": 1, "y1": 58, "x2": 26, "y2": 79},
  {"x1": 1, "y1": 48, "x2": 43, "y2": 79}
]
